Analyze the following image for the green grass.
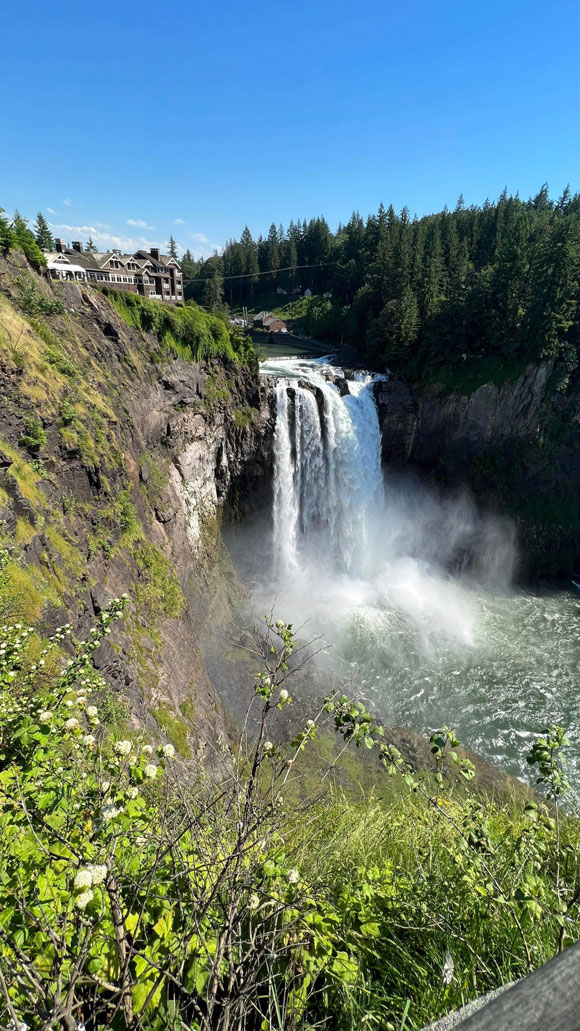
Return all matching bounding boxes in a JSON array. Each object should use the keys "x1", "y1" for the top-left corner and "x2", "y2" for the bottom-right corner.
[
  {"x1": 153, "y1": 703, "x2": 192, "y2": 758},
  {"x1": 421, "y1": 355, "x2": 530, "y2": 394},
  {"x1": 233, "y1": 291, "x2": 317, "y2": 333},
  {"x1": 233, "y1": 405, "x2": 260, "y2": 429},
  {"x1": 103, "y1": 289, "x2": 257, "y2": 367},
  {"x1": 291, "y1": 789, "x2": 580, "y2": 1029}
]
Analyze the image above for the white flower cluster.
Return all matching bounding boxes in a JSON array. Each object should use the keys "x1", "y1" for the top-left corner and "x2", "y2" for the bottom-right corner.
[
  {"x1": 73, "y1": 869, "x2": 92, "y2": 890},
  {"x1": 160, "y1": 743, "x2": 175, "y2": 758},
  {"x1": 143, "y1": 764, "x2": 158, "y2": 779},
  {"x1": 76, "y1": 890, "x2": 93, "y2": 911},
  {"x1": 288, "y1": 868, "x2": 299, "y2": 884},
  {"x1": 86, "y1": 705, "x2": 99, "y2": 726},
  {"x1": 102, "y1": 803, "x2": 122, "y2": 821},
  {"x1": 73, "y1": 864, "x2": 107, "y2": 891},
  {"x1": 114, "y1": 739, "x2": 132, "y2": 756},
  {"x1": 126, "y1": 786, "x2": 139, "y2": 799},
  {"x1": 142, "y1": 744, "x2": 153, "y2": 755},
  {"x1": 64, "y1": 717, "x2": 80, "y2": 732}
]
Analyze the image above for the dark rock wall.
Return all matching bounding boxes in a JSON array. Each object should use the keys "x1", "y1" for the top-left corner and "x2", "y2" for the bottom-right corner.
[{"x1": 374, "y1": 367, "x2": 580, "y2": 578}]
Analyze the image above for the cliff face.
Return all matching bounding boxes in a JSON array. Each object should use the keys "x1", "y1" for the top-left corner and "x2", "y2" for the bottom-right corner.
[
  {"x1": 0, "y1": 254, "x2": 275, "y2": 752},
  {"x1": 374, "y1": 366, "x2": 580, "y2": 578}
]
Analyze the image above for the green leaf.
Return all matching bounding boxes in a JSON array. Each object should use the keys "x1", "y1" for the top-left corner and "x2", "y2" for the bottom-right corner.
[{"x1": 360, "y1": 921, "x2": 381, "y2": 937}]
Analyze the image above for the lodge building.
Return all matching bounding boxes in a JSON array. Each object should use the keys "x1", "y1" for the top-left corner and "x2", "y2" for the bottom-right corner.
[{"x1": 45, "y1": 239, "x2": 184, "y2": 304}]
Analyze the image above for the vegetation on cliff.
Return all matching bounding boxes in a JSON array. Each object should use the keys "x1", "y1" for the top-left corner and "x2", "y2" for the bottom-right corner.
[
  {"x1": 1, "y1": 585, "x2": 579, "y2": 1030},
  {"x1": 103, "y1": 289, "x2": 257, "y2": 369}
]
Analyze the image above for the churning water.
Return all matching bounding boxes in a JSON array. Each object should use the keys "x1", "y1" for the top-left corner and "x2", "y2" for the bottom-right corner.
[{"x1": 241, "y1": 358, "x2": 580, "y2": 790}]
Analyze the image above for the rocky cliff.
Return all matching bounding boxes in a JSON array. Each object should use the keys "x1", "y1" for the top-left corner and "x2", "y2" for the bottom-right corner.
[
  {"x1": 374, "y1": 366, "x2": 580, "y2": 578},
  {"x1": 0, "y1": 254, "x2": 275, "y2": 753}
]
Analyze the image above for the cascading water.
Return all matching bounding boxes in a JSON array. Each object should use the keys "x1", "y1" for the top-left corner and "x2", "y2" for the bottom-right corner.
[
  {"x1": 228, "y1": 357, "x2": 580, "y2": 793},
  {"x1": 269, "y1": 359, "x2": 383, "y2": 576}
]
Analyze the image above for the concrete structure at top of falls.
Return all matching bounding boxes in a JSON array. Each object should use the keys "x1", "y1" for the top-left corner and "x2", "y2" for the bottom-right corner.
[{"x1": 263, "y1": 359, "x2": 384, "y2": 577}]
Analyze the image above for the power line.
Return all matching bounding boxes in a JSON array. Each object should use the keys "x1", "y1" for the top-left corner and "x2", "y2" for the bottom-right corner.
[{"x1": 185, "y1": 260, "x2": 343, "y2": 284}]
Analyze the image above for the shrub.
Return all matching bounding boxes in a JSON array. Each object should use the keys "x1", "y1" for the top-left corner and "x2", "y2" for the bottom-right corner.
[
  {"x1": 19, "y1": 416, "x2": 47, "y2": 452},
  {"x1": 0, "y1": 585, "x2": 579, "y2": 1031},
  {"x1": 45, "y1": 345, "x2": 77, "y2": 377}
]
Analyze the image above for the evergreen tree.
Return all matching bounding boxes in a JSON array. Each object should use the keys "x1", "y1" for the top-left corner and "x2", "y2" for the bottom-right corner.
[
  {"x1": 211, "y1": 185, "x2": 580, "y2": 380},
  {"x1": 34, "y1": 212, "x2": 54, "y2": 251},
  {"x1": 85, "y1": 237, "x2": 98, "y2": 253},
  {"x1": 0, "y1": 207, "x2": 15, "y2": 254},
  {"x1": 266, "y1": 223, "x2": 279, "y2": 278},
  {"x1": 11, "y1": 211, "x2": 46, "y2": 268},
  {"x1": 201, "y1": 258, "x2": 224, "y2": 311},
  {"x1": 168, "y1": 235, "x2": 178, "y2": 259},
  {"x1": 241, "y1": 220, "x2": 258, "y2": 296}
]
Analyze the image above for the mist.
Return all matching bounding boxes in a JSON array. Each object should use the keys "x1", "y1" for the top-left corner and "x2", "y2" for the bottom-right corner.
[{"x1": 226, "y1": 358, "x2": 517, "y2": 678}]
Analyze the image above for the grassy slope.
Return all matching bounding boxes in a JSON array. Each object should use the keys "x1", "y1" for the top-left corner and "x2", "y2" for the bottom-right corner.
[{"x1": 0, "y1": 262, "x2": 263, "y2": 752}]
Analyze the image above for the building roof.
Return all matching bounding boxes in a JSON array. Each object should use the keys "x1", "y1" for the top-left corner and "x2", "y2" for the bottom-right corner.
[
  {"x1": 46, "y1": 259, "x2": 88, "y2": 275},
  {"x1": 55, "y1": 246, "x2": 182, "y2": 273},
  {"x1": 134, "y1": 249, "x2": 181, "y2": 270}
]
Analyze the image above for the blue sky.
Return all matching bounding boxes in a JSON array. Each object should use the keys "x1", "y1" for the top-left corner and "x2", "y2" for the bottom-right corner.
[{"x1": 1, "y1": 0, "x2": 579, "y2": 257}]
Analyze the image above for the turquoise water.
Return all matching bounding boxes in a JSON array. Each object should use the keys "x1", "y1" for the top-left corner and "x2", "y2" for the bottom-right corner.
[{"x1": 341, "y1": 582, "x2": 580, "y2": 790}]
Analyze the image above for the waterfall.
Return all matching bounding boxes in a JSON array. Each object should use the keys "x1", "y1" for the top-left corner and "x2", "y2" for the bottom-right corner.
[{"x1": 267, "y1": 359, "x2": 383, "y2": 577}]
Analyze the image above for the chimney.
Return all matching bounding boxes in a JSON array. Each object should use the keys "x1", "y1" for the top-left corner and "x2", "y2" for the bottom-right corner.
[
  {"x1": 150, "y1": 247, "x2": 160, "y2": 261},
  {"x1": 72, "y1": 241, "x2": 83, "y2": 253},
  {"x1": 55, "y1": 238, "x2": 66, "y2": 253}
]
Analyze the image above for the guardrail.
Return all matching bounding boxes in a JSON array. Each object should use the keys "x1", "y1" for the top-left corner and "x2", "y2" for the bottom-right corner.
[{"x1": 438, "y1": 942, "x2": 580, "y2": 1030}]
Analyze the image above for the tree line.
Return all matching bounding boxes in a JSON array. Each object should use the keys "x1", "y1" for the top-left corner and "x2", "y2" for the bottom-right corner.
[{"x1": 183, "y1": 187, "x2": 580, "y2": 388}]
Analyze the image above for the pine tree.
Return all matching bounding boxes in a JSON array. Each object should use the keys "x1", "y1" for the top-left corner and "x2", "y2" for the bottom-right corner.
[
  {"x1": 240, "y1": 226, "x2": 259, "y2": 298},
  {"x1": 34, "y1": 212, "x2": 54, "y2": 251},
  {"x1": 266, "y1": 223, "x2": 279, "y2": 278},
  {"x1": 201, "y1": 259, "x2": 224, "y2": 311},
  {"x1": 168, "y1": 235, "x2": 178, "y2": 260},
  {"x1": 0, "y1": 207, "x2": 15, "y2": 254},
  {"x1": 85, "y1": 237, "x2": 98, "y2": 253},
  {"x1": 11, "y1": 211, "x2": 46, "y2": 268}
]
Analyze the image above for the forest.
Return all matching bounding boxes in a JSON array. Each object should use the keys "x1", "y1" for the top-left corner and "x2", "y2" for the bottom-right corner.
[{"x1": 183, "y1": 187, "x2": 580, "y2": 389}]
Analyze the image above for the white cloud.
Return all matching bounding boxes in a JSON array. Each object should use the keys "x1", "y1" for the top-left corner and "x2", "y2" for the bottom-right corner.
[
  {"x1": 47, "y1": 207, "x2": 56, "y2": 214},
  {"x1": 48, "y1": 222, "x2": 165, "y2": 253},
  {"x1": 174, "y1": 218, "x2": 186, "y2": 225},
  {"x1": 47, "y1": 218, "x2": 222, "y2": 261},
  {"x1": 63, "y1": 198, "x2": 72, "y2": 207}
]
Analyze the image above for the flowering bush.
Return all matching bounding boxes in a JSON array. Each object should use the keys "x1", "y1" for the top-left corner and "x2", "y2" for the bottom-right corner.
[{"x1": 1, "y1": 582, "x2": 580, "y2": 1031}]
